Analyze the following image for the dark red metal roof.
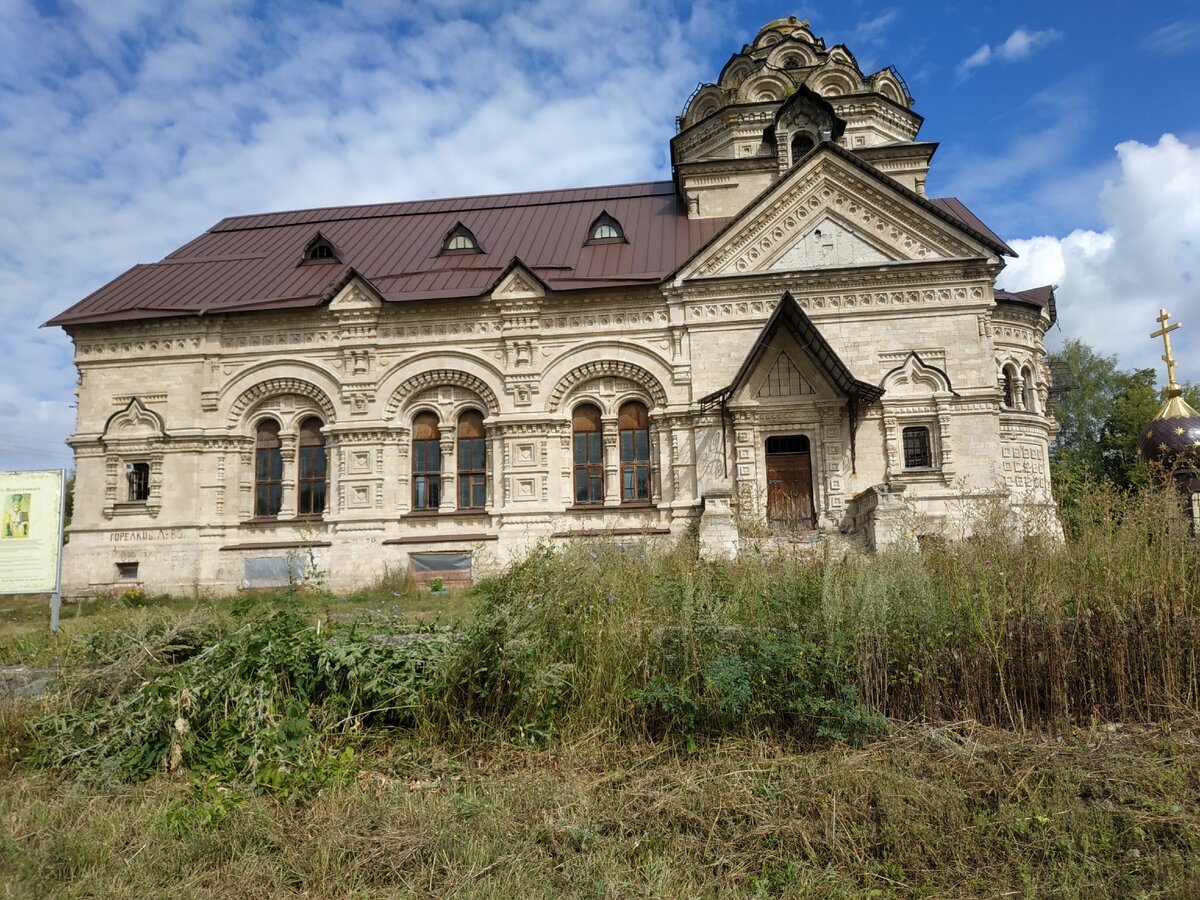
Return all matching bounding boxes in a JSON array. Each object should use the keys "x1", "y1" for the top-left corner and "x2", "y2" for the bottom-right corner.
[
  {"x1": 995, "y1": 284, "x2": 1056, "y2": 324},
  {"x1": 48, "y1": 177, "x2": 1014, "y2": 327}
]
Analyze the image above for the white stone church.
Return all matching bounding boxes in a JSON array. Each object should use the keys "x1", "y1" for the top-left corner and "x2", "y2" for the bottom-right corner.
[{"x1": 50, "y1": 17, "x2": 1058, "y2": 596}]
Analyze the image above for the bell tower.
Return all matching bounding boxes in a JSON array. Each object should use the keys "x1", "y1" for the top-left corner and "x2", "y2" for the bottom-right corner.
[{"x1": 671, "y1": 17, "x2": 935, "y2": 219}]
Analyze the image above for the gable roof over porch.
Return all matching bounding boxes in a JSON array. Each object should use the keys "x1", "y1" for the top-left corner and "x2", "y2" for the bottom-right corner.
[{"x1": 699, "y1": 292, "x2": 884, "y2": 409}]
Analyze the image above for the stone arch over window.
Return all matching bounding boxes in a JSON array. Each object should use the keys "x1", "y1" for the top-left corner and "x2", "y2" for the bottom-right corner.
[
  {"x1": 880, "y1": 352, "x2": 953, "y2": 395},
  {"x1": 100, "y1": 397, "x2": 167, "y2": 520},
  {"x1": 879, "y1": 353, "x2": 955, "y2": 480},
  {"x1": 546, "y1": 359, "x2": 668, "y2": 413},
  {"x1": 737, "y1": 72, "x2": 793, "y2": 103},
  {"x1": 225, "y1": 377, "x2": 337, "y2": 428},
  {"x1": 384, "y1": 368, "x2": 501, "y2": 420},
  {"x1": 807, "y1": 66, "x2": 859, "y2": 97}
]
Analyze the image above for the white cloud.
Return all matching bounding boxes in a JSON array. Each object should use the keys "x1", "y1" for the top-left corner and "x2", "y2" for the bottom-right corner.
[
  {"x1": 0, "y1": 0, "x2": 731, "y2": 471},
  {"x1": 1000, "y1": 134, "x2": 1200, "y2": 378},
  {"x1": 1141, "y1": 20, "x2": 1200, "y2": 56},
  {"x1": 958, "y1": 27, "x2": 1062, "y2": 79}
]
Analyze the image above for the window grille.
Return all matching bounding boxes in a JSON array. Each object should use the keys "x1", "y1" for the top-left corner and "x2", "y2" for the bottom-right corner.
[{"x1": 902, "y1": 426, "x2": 933, "y2": 469}]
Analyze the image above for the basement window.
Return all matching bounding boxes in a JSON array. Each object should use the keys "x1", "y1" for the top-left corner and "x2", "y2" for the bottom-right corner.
[{"x1": 116, "y1": 561, "x2": 139, "y2": 581}]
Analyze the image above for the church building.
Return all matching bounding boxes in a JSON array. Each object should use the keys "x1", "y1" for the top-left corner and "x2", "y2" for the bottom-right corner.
[{"x1": 49, "y1": 18, "x2": 1059, "y2": 595}]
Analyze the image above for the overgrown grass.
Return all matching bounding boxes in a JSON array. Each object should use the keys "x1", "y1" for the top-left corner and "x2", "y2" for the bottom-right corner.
[
  {"x1": 3, "y1": 725, "x2": 1200, "y2": 898},
  {"x1": 2, "y1": 477, "x2": 1199, "y2": 894}
]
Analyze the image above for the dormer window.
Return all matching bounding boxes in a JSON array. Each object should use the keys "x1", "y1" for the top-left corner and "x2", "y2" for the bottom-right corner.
[
  {"x1": 300, "y1": 234, "x2": 339, "y2": 264},
  {"x1": 441, "y1": 224, "x2": 483, "y2": 255},
  {"x1": 585, "y1": 212, "x2": 626, "y2": 245}
]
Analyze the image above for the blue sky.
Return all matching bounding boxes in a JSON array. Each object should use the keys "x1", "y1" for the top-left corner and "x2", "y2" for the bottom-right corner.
[{"x1": 1, "y1": 0, "x2": 1198, "y2": 471}]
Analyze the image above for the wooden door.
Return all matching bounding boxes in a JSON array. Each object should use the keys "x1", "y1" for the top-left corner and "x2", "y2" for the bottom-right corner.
[{"x1": 765, "y1": 436, "x2": 815, "y2": 527}]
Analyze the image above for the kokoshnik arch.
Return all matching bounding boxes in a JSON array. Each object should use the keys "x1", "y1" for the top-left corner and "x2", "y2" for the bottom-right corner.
[{"x1": 48, "y1": 17, "x2": 1059, "y2": 595}]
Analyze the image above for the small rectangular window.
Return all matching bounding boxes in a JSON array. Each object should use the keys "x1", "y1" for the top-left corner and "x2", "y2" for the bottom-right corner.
[
  {"x1": 902, "y1": 426, "x2": 933, "y2": 469},
  {"x1": 127, "y1": 463, "x2": 150, "y2": 502},
  {"x1": 116, "y1": 561, "x2": 139, "y2": 580}
]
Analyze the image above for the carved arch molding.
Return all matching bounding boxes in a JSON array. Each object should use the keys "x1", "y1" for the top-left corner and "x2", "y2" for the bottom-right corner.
[
  {"x1": 385, "y1": 369, "x2": 501, "y2": 419},
  {"x1": 227, "y1": 378, "x2": 337, "y2": 427},
  {"x1": 547, "y1": 360, "x2": 668, "y2": 412}
]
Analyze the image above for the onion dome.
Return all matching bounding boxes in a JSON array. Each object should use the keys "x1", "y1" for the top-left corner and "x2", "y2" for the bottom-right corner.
[
  {"x1": 1139, "y1": 308, "x2": 1200, "y2": 477},
  {"x1": 1137, "y1": 392, "x2": 1200, "y2": 470}
]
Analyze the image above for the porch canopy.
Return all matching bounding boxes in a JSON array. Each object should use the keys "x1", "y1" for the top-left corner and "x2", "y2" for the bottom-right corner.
[{"x1": 698, "y1": 291, "x2": 884, "y2": 468}]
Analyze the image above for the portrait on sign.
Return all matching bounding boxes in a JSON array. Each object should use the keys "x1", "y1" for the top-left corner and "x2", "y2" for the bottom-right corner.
[{"x1": 2, "y1": 493, "x2": 31, "y2": 539}]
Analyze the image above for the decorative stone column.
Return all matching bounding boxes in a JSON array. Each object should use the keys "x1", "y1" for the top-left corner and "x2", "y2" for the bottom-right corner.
[
  {"x1": 602, "y1": 415, "x2": 620, "y2": 507},
  {"x1": 277, "y1": 433, "x2": 298, "y2": 519},
  {"x1": 438, "y1": 423, "x2": 457, "y2": 513}
]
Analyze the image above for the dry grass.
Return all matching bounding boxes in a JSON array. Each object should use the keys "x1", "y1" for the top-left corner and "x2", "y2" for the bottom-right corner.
[{"x1": 3, "y1": 723, "x2": 1199, "y2": 898}]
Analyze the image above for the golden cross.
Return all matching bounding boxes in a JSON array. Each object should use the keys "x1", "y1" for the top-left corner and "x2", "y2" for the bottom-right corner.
[{"x1": 1150, "y1": 307, "x2": 1182, "y2": 392}]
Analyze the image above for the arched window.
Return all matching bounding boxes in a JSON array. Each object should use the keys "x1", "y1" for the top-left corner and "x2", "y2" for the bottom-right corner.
[
  {"x1": 585, "y1": 212, "x2": 625, "y2": 244},
  {"x1": 457, "y1": 410, "x2": 486, "y2": 509},
  {"x1": 441, "y1": 223, "x2": 482, "y2": 254},
  {"x1": 1002, "y1": 368, "x2": 1017, "y2": 409},
  {"x1": 618, "y1": 401, "x2": 652, "y2": 503},
  {"x1": 572, "y1": 404, "x2": 604, "y2": 505},
  {"x1": 412, "y1": 412, "x2": 442, "y2": 511},
  {"x1": 791, "y1": 132, "x2": 815, "y2": 163},
  {"x1": 297, "y1": 417, "x2": 327, "y2": 516},
  {"x1": 1021, "y1": 367, "x2": 1036, "y2": 413},
  {"x1": 254, "y1": 419, "x2": 283, "y2": 517}
]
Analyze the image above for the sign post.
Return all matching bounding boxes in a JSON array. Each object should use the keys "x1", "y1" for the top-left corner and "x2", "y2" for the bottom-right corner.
[{"x1": 0, "y1": 469, "x2": 68, "y2": 631}]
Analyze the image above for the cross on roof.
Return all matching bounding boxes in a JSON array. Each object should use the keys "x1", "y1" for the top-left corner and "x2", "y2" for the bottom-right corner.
[{"x1": 1151, "y1": 307, "x2": 1183, "y2": 397}]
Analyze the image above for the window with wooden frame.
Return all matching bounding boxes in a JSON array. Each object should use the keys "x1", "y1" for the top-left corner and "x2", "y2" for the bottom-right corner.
[
  {"x1": 126, "y1": 462, "x2": 150, "y2": 502},
  {"x1": 254, "y1": 419, "x2": 283, "y2": 517},
  {"x1": 902, "y1": 425, "x2": 933, "y2": 469},
  {"x1": 572, "y1": 403, "x2": 604, "y2": 505},
  {"x1": 296, "y1": 417, "x2": 327, "y2": 516},
  {"x1": 618, "y1": 401, "x2": 652, "y2": 503},
  {"x1": 457, "y1": 410, "x2": 487, "y2": 510},
  {"x1": 585, "y1": 211, "x2": 626, "y2": 244},
  {"x1": 412, "y1": 412, "x2": 442, "y2": 511},
  {"x1": 440, "y1": 223, "x2": 483, "y2": 254}
]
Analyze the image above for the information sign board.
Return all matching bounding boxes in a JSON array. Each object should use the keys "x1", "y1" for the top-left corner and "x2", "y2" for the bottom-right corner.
[{"x1": 0, "y1": 470, "x2": 66, "y2": 596}]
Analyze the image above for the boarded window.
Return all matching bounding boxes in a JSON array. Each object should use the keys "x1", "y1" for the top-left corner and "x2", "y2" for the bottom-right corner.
[
  {"x1": 572, "y1": 404, "x2": 604, "y2": 504},
  {"x1": 255, "y1": 419, "x2": 283, "y2": 517},
  {"x1": 618, "y1": 401, "x2": 651, "y2": 502},
  {"x1": 408, "y1": 551, "x2": 471, "y2": 587},
  {"x1": 412, "y1": 412, "x2": 442, "y2": 510},
  {"x1": 457, "y1": 409, "x2": 486, "y2": 509}
]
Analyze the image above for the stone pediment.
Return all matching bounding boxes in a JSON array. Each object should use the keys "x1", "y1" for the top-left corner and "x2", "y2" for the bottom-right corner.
[
  {"x1": 102, "y1": 397, "x2": 165, "y2": 443},
  {"x1": 328, "y1": 273, "x2": 382, "y2": 310},
  {"x1": 679, "y1": 148, "x2": 990, "y2": 280},
  {"x1": 489, "y1": 259, "x2": 547, "y2": 300}
]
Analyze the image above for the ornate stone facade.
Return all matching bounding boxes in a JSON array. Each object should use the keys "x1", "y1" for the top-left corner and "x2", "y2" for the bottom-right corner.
[{"x1": 54, "y1": 19, "x2": 1058, "y2": 595}]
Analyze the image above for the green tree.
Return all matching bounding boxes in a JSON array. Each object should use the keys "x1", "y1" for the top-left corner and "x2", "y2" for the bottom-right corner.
[{"x1": 1048, "y1": 340, "x2": 1200, "y2": 492}]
